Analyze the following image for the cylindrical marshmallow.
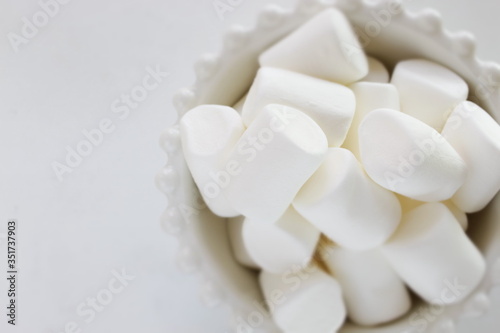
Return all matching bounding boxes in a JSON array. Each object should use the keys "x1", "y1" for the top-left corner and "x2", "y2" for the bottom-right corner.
[
  {"x1": 359, "y1": 108, "x2": 467, "y2": 202},
  {"x1": 391, "y1": 59, "x2": 468, "y2": 131},
  {"x1": 382, "y1": 203, "x2": 485, "y2": 305},
  {"x1": 259, "y1": 8, "x2": 368, "y2": 84},
  {"x1": 442, "y1": 101, "x2": 500, "y2": 213},
  {"x1": 242, "y1": 67, "x2": 355, "y2": 147},
  {"x1": 294, "y1": 148, "x2": 401, "y2": 250},
  {"x1": 320, "y1": 244, "x2": 411, "y2": 326},
  {"x1": 259, "y1": 266, "x2": 346, "y2": 333},
  {"x1": 362, "y1": 57, "x2": 390, "y2": 83},
  {"x1": 342, "y1": 82, "x2": 400, "y2": 159},
  {"x1": 180, "y1": 105, "x2": 244, "y2": 217},
  {"x1": 243, "y1": 207, "x2": 320, "y2": 274},
  {"x1": 227, "y1": 216, "x2": 259, "y2": 269},
  {"x1": 224, "y1": 104, "x2": 328, "y2": 223}
]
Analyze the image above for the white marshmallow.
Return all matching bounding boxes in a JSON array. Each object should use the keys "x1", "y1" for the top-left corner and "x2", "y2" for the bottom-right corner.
[
  {"x1": 224, "y1": 104, "x2": 328, "y2": 223},
  {"x1": 362, "y1": 57, "x2": 390, "y2": 83},
  {"x1": 382, "y1": 203, "x2": 485, "y2": 305},
  {"x1": 233, "y1": 93, "x2": 247, "y2": 113},
  {"x1": 180, "y1": 105, "x2": 244, "y2": 217},
  {"x1": 391, "y1": 59, "x2": 469, "y2": 131},
  {"x1": 243, "y1": 207, "x2": 320, "y2": 274},
  {"x1": 442, "y1": 101, "x2": 500, "y2": 213},
  {"x1": 227, "y1": 216, "x2": 259, "y2": 269},
  {"x1": 259, "y1": 8, "x2": 368, "y2": 84},
  {"x1": 359, "y1": 108, "x2": 467, "y2": 202},
  {"x1": 294, "y1": 148, "x2": 401, "y2": 251},
  {"x1": 397, "y1": 195, "x2": 468, "y2": 230},
  {"x1": 242, "y1": 67, "x2": 355, "y2": 147},
  {"x1": 259, "y1": 266, "x2": 346, "y2": 333},
  {"x1": 320, "y1": 245, "x2": 411, "y2": 326},
  {"x1": 342, "y1": 82, "x2": 400, "y2": 159}
]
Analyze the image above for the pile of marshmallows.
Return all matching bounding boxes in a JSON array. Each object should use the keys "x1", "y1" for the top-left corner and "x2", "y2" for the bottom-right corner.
[{"x1": 179, "y1": 8, "x2": 500, "y2": 333}]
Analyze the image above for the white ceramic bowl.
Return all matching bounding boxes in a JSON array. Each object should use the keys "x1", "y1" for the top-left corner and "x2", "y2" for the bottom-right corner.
[{"x1": 157, "y1": 0, "x2": 500, "y2": 332}]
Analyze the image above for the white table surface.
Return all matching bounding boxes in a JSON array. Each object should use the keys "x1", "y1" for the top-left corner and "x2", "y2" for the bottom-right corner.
[{"x1": 1, "y1": 0, "x2": 499, "y2": 332}]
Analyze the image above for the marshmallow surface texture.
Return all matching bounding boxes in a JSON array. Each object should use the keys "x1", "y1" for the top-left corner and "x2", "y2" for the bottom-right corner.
[
  {"x1": 391, "y1": 59, "x2": 468, "y2": 131},
  {"x1": 321, "y1": 245, "x2": 411, "y2": 326},
  {"x1": 180, "y1": 105, "x2": 244, "y2": 217},
  {"x1": 442, "y1": 101, "x2": 500, "y2": 213},
  {"x1": 359, "y1": 108, "x2": 467, "y2": 202},
  {"x1": 294, "y1": 148, "x2": 401, "y2": 250},
  {"x1": 259, "y1": 8, "x2": 368, "y2": 84},
  {"x1": 362, "y1": 57, "x2": 390, "y2": 83},
  {"x1": 382, "y1": 203, "x2": 485, "y2": 305},
  {"x1": 227, "y1": 216, "x2": 259, "y2": 269},
  {"x1": 224, "y1": 104, "x2": 328, "y2": 223},
  {"x1": 259, "y1": 266, "x2": 346, "y2": 333},
  {"x1": 243, "y1": 207, "x2": 320, "y2": 274},
  {"x1": 343, "y1": 82, "x2": 400, "y2": 159},
  {"x1": 242, "y1": 67, "x2": 355, "y2": 147}
]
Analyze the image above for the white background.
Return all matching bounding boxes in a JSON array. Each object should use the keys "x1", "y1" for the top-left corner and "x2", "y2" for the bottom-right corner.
[{"x1": 1, "y1": 0, "x2": 499, "y2": 332}]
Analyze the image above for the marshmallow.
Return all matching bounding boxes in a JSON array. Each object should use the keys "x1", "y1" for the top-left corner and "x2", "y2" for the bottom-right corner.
[
  {"x1": 362, "y1": 57, "x2": 390, "y2": 83},
  {"x1": 242, "y1": 207, "x2": 321, "y2": 274},
  {"x1": 294, "y1": 148, "x2": 401, "y2": 251},
  {"x1": 442, "y1": 101, "x2": 500, "y2": 213},
  {"x1": 397, "y1": 195, "x2": 468, "y2": 230},
  {"x1": 259, "y1": 266, "x2": 346, "y2": 333},
  {"x1": 227, "y1": 216, "x2": 259, "y2": 269},
  {"x1": 180, "y1": 105, "x2": 244, "y2": 217},
  {"x1": 320, "y1": 244, "x2": 411, "y2": 326},
  {"x1": 342, "y1": 82, "x2": 400, "y2": 159},
  {"x1": 242, "y1": 67, "x2": 356, "y2": 147},
  {"x1": 391, "y1": 59, "x2": 468, "y2": 131},
  {"x1": 259, "y1": 8, "x2": 368, "y2": 84},
  {"x1": 233, "y1": 93, "x2": 247, "y2": 113},
  {"x1": 359, "y1": 108, "x2": 467, "y2": 202},
  {"x1": 224, "y1": 104, "x2": 328, "y2": 223},
  {"x1": 382, "y1": 203, "x2": 485, "y2": 305}
]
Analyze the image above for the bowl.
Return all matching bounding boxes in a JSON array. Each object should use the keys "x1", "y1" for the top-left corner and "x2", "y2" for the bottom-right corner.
[{"x1": 157, "y1": 0, "x2": 500, "y2": 332}]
